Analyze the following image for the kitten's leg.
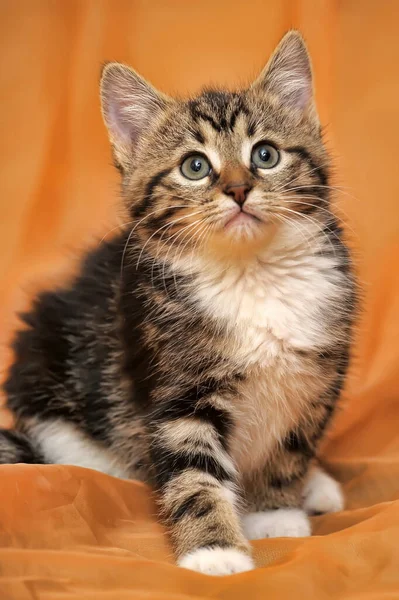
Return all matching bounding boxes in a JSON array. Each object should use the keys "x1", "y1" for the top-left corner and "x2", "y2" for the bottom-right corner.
[
  {"x1": 242, "y1": 370, "x2": 347, "y2": 541},
  {"x1": 0, "y1": 429, "x2": 45, "y2": 464},
  {"x1": 241, "y1": 435, "x2": 322, "y2": 540},
  {"x1": 243, "y1": 464, "x2": 344, "y2": 539},
  {"x1": 242, "y1": 464, "x2": 312, "y2": 541},
  {"x1": 150, "y1": 402, "x2": 253, "y2": 576},
  {"x1": 303, "y1": 463, "x2": 344, "y2": 515}
]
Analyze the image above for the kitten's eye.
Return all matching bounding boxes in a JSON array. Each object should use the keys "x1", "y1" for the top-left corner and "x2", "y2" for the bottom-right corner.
[
  {"x1": 181, "y1": 154, "x2": 211, "y2": 180},
  {"x1": 251, "y1": 143, "x2": 280, "y2": 169}
]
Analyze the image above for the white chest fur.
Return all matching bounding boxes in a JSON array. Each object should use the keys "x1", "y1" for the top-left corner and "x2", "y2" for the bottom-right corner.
[
  {"x1": 189, "y1": 225, "x2": 344, "y2": 473},
  {"x1": 193, "y1": 233, "x2": 342, "y2": 365}
]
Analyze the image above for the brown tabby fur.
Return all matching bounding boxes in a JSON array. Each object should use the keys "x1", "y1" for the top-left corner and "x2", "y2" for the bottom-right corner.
[{"x1": 2, "y1": 31, "x2": 356, "y2": 574}]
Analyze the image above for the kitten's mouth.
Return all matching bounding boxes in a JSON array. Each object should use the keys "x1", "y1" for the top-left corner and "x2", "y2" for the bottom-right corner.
[{"x1": 224, "y1": 208, "x2": 263, "y2": 230}]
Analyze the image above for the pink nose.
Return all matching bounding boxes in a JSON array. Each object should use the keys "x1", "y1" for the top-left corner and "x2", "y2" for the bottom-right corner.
[{"x1": 224, "y1": 183, "x2": 252, "y2": 206}]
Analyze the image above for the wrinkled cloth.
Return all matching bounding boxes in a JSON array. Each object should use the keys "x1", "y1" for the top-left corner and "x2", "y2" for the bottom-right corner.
[{"x1": 0, "y1": 1, "x2": 399, "y2": 598}]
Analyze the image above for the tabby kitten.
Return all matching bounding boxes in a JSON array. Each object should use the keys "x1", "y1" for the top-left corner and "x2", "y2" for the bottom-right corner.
[{"x1": 1, "y1": 31, "x2": 355, "y2": 575}]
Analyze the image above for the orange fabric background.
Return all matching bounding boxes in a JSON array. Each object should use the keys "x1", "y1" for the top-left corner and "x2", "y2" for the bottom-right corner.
[{"x1": 0, "y1": 1, "x2": 399, "y2": 598}]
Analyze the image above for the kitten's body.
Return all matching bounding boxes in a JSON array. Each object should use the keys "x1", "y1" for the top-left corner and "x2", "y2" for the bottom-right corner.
[{"x1": 1, "y1": 32, "x2": 356, "y2": 575}]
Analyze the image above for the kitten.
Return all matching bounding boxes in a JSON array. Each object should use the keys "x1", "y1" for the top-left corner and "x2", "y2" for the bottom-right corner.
[{"x1": 1, "y1": 31, "x2": 356, "y2": 575}]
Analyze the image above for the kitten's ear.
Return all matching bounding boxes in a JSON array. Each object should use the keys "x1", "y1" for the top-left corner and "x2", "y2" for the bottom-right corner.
[
  {"x1": 100, "y1": 63, "x2": 170, "y2": 171},
  {"x1": 253, "y1": 31, "x2": 317, "y2": 119}
]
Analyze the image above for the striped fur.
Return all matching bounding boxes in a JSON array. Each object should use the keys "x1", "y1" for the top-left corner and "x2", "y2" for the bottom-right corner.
[{"x1": 1, "y1": 32, "x2": 356, "y2": 575}]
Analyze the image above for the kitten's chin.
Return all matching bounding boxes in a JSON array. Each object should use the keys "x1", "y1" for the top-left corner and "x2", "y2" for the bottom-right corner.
[
  {"x1": 205, "y1": 218, "x2": 278, "y2": 262},
  {"x1": 221, "y1": 205, "x2": 272, "y2": 242}
]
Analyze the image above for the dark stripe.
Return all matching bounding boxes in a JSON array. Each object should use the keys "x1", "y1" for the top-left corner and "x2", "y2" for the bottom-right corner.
[
  {"x1": 111, "y1": 150, "x2": 124, "y2": 174},
  {"x1": 195, "y1": 111, "x2": 222, "y2": 133},
  {"x1": 170, "y1": 490, "x2": 213, "y2": 522},
  {"x1": 205, "y1": 540, "x2": 234, "y2": 550},
  {"x1": 313, "y1": 406, "x2": 335, "y2": 442},
  {"x1": 189, "y1": 101, "x2": 223, "y2": 133},
  {"x1": 158, "y1": 183, "x2": 175, "y2": 192},
  {"x1": 269, "y1": 470, "x2": 304, "y2": 489},
  {"x1": 188, "y1": 95, "x2": 248, "y2": 135},
  {"x1": 0, "y1": 430, "x2": 45, "y2": 464},
  {"x1": 228, "y1": 107, "x2": 241, "y2": 131},
  {"x1": 134, "y1": 168, "x2": 171, "y2": 217},
  {"x1": 151, "y1": 444, "x2": 233, "y2": 488},
  {"x1": 228, "y1": 99, "x2": 249, "y2": 132},
  {"x1": 283, "y1": 146, "x2": 330, "y2": 214},
  {"x1": 189, "y1": 501, "x2": 213, "y2": 519},
  {"x1": 290, "y1": 186, "x2": 328, "y2": 214},
  {"x1": 196, "y1": 404, "x2": 232, "y2": 444},
  {"x1": 145, "y1": 205, "x2": 180, "y2": 230},
  {"x1": 193, "y1": 129, "x2": 206, "y2": 144},
  {"x1": 286, "y1": 146, "x2": 328, "y2": 187},
  {"x1": 249, "y1": 163, "x2": 257, "y2": 176},
  {"x1": 201, "y1": 90, "x2": 229, "y2": 103},
  {"x1": 152, "y1": 390, "x2": 233, "y2": 450},
  {"x1": 286, "y1": 146, "x2": 312, "y2": 161},
  {"x1": 284, "y1": 431, "x2": 314, "y2": 459},
  {"x1": 247, "y1": 121, "x2": 256, "y2": 137},
  {"x1": 292, "y1": 200, "x2": 322, "y2": 215},
  {"x1": 322, "y1": 218, "x2": 345, "y2": 248},
  {"x1": 316, "y1": 347, "x2": 341, "y2": 362}
]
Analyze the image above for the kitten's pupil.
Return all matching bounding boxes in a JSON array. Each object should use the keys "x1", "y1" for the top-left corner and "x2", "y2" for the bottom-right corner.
[
  {"x1": 191, "y1": 159, "x2": 202, "y2": 172},
  {"x1": 259, "y1": 148, "x2": 271, "y2": 162}
]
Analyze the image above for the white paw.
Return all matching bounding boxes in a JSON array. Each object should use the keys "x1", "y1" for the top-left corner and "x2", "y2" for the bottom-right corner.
[
  {"x1": 303, "y1": 467, "x2": 344, "y2": 514},
  {"x1": 242, "y1": 508, "x2": 311, "y2": 540},
  {"x1": 178, "y1": 546, "x2": 254, "y2": 576}
]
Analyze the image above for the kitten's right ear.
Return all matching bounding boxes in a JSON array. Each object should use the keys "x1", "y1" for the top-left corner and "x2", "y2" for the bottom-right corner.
[
  {"x1": 252, "y1": 31, "x2": 317, "y2": 122},
  {"x1": 100, "y1": 63, "x2": 169, "y2": 172}
]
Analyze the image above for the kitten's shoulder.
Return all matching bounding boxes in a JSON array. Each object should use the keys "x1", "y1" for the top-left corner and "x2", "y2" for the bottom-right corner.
[
  {"x1": 22, "y1": 232, "x2": 127, "y2": 328},
  {"x1": 6, "y1": 233, "x2": 127, "y2": 386}
]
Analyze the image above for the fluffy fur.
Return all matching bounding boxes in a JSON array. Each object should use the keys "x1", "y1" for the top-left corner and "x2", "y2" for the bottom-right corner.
[{"x1": 1, "y1": 31, "x2": 356, "y2": 575}]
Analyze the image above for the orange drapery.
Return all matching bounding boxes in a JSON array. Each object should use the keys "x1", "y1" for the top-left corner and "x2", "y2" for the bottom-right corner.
[{"x1": 0, "y1": 1, "x2": 398, "y2": 598}]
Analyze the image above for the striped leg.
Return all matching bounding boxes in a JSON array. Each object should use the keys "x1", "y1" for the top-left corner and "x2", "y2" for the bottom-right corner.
[
  {"x1": 241, "y1": 450, "x2": 311, "y2": 541},
  {"x1": 241, "y1": 390, "x2": 343, "y2": 541},
  {"x1": 150, "y1": 398, "x2": 253, "y2": 576},
  {"x1": 0, "y1": 429, "x2": 45, "y2": 464}
]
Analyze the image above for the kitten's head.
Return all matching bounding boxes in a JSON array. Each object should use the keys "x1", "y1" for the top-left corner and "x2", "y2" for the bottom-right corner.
[{"x1": 101, "y1": 31, "x2": 329, "y2": 263}]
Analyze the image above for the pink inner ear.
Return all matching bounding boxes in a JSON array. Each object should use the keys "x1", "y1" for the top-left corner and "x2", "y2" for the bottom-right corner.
[
  {"x1": 106, "y1": 96, "x2": 134, "y2": 146},
  {"x1": 101, "y1": 64, "x2": 165, "y2": 151},
  {"x1": 268, "y1": 50, "x2": 312, "y2": 110},
  {"x1": 103, "y1": 84, "x2": 148, "y2": 148},
  {"x1": 258, "y1": 32, "x2": 314, "y2": 112},
  {"x1": 277, "y1": 69, "x2": 312, "y2": 110}
]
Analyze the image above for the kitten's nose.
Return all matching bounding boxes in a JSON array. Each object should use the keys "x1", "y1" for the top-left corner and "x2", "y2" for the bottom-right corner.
[{"x1": 224, "y1": 182, "x2": 252, "y2": 206}]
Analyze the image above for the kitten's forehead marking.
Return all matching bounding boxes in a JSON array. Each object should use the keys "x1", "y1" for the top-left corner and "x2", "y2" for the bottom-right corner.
[{"x1": 181, "y1": 95, "x2": 300, "y2": 177}]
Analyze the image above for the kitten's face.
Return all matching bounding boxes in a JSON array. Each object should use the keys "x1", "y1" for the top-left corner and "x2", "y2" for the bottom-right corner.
[{"x1": 101, "y1": 31, "x2": 329, "y2": 262}]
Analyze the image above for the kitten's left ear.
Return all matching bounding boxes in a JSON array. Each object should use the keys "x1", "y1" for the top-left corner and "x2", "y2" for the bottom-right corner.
[{"x1": 253, "y1": 30, "x2": 318, "y2": 120}]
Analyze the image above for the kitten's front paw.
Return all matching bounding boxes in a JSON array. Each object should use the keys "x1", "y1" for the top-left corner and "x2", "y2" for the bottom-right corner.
[
  {"x1": 303, "y1": 467, "x2": 344, "y2": 515},
  {"x1": 178, "y1": 547, "x2": 254, "y2": 576},
  {"x1": 242, "y1": 508, "x2": 311, "y2": 540}
]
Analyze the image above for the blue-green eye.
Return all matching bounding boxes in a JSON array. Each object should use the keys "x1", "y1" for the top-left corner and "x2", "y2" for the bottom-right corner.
[
  {"x1": 181, "y1": 154, "x2": 211, "y2": 180},
  {"x1": 251, "y1": 143, "x2": 280, "y2": 169}
]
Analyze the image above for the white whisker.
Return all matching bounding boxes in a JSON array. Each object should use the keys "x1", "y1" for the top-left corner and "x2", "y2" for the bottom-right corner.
[
  {"x1": 277, "y1": 206, "x2": 338, "y2": 257},
  {"x1": 135, "y1": 210, "x2": 203, "y2": 269},
  {"x1": 119, "y1": 205, "x2": 195, "y2": 275}
]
